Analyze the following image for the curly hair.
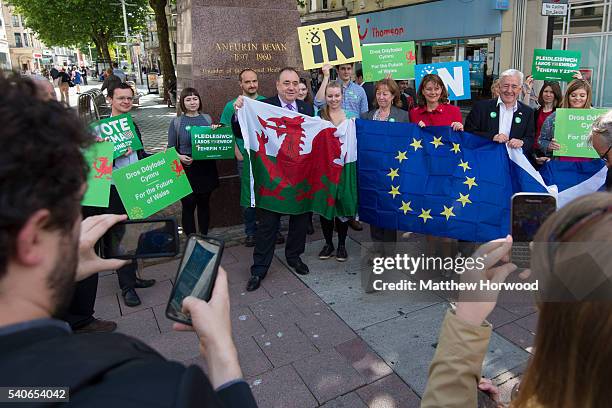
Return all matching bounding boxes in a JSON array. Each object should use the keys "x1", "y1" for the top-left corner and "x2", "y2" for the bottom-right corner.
[{"x1": 0, "y1": 73, "x2": 92, "y2": 277}]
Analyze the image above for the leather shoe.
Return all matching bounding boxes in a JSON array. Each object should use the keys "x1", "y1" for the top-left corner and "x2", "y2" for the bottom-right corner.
[
  {"x1": 318, "y1": 243, "x2": 335, "y2": 259},
  {"x1": 336, "y1": 245, "x2": 348, "y2": 262},
  {"x1": 287, "y1": 258, "x2": 309, "y2": 275},
  {"x1": 244, "y1": 235, "x2": 256, "y2": 247},
  {"x1": 246, "y1": 276, "x2": 262, "y2": 292},
  {"x1": 122, "y1": 288, "x2": 141, "y2": 307},
  {"x1": 348, "y1": 219, "x2": 363, "y2": 231},
  {"x1": 134, "y1": 278, "x2": 156, "y2": 288},
  {"x1": 276, "y1": 233, "x2": 285, "y2": 244},
  {"x1": 74, "y1": 319, "x2": 117, "y2": 333}
]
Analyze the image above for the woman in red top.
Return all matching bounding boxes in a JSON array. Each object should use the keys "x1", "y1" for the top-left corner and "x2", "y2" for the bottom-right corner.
[
  {"x1": 409, "y1": 74, "x2": 462, "y2": 269},
  {"x1": 533, "y1": 81, "x2": 562, "y2": 151},
  {"x1": 409, "y1": 74, "x2": 463, "y2": 130}
]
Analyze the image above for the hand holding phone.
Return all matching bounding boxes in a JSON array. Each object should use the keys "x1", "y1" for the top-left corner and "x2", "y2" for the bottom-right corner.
[
  {"x1": 166, "y1": 235, "x2": 224, "y2": 325},
  {"x1": 101, "y1": 218, "x2": 179, "y2": 260},
  {"x1": 511, "y1": 193, "x2": 556, "y2": 268}
]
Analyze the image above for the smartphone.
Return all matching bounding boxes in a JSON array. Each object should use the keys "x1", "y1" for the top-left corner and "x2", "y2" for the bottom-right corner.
[
  {"x1": 166, "y1": 235, "x2": 224, "y2": 325},
  {"x1": 511, "y1": 193, "x2": 556, "y2": 268},
  {"x1": 101, "y1": 218, "x2": 179, "y2": 260}
]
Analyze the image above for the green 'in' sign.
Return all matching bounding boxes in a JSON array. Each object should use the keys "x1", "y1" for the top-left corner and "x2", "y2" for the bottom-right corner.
[
  {"x1": 90, "y1": 113, "x2": 144, "y2": 159},
  {"x1": 190, "y1": 126, "x2": 235, "y2": 160},
  {"x1": 112, "y1": 148, "x2": 193, "y2": 219},
  {"x1": 361, "y1": 41, "x2": 416, "y2": 82},
  {"x1": 553, "y1": 108, "x2": 608, "y2": 158},
  {"x1": 82, "y1": 141, "x2": 114, "y2": 207},
  {"x1": 531, "y1": 49, "x2": 581, "y2": 82}
]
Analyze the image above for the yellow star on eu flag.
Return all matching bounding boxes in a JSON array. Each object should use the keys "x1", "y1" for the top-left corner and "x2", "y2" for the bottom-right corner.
[
  {"x1": 451, "y1": 143, "x2": 461, "y2": 154},
  {"x1": 458, "y1": 159, "x2": 471, "y2": 172},
  {"x1": 399, "y1": 200, "x2": 412, "y2": 214},
  {"x1": 389, "y1": 185, "x2": 400, "y2": 198},
  {"x1": 387, "y1": 168, "x2": 399, "y2": 181},
  {"x1": 463, "y1": 176, "x2": 478, "y2": 190},
  {"x1": 410, "y1": 138, "x2": 423, "y2": 151},
  {"x1": 440, "y1": 205, "x2": 456, "y2": 220},
  {"x1": 430, "y1": 136, "x2": 444, "y2": 148},
  {"x1": 418, "y1": 208, "x2": 433, "y2": 223},
  {"x1": 395, "y1": 151, "x2": 407, "y2": 163},
  {"x1": 456, "y1": 193, "x2": 472, "y2": 207}
]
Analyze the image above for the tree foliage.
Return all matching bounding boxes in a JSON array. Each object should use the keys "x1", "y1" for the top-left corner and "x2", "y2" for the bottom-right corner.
[{"x1": 9, "y1": 0, "x2": 148, "y2": 62}]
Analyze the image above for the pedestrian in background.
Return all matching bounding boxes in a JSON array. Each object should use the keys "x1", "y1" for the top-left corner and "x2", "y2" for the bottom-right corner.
[
  {"x1": 72, "y1": 67, "x2": 82, "y2": 94},
  {"x1": 59, "y1": 67, "x2": 71, "y2": 105},
  {"x1": 168, "y1": 87, "x2": 219, "y2": 237}
]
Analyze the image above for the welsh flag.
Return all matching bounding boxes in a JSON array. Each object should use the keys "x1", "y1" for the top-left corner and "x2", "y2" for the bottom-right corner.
[{"x1": 237, "y1": 98, "x2": 357, "y2": 219}]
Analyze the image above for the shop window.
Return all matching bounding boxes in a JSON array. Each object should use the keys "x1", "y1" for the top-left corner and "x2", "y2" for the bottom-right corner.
[
  {"x1": 567, "y1": 36, "x2": 601, "y2": 104},
  {"x1": 14, "y1": 33, "x2": 22, "y2": 48},
  {"x1": 568, "y1": 3, "x2": 605, "y2": 34},
  {"x1": 602, "y1": 36, "x2": 612, "y2": 107}
]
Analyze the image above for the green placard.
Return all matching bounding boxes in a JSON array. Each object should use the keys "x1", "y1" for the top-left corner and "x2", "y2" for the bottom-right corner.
[
  {"x1": 532, "y1": 49, "x2": 581, "y2": 82},
  {"x1": 82, "y1": 141, "x2": 114, "y2": 207},
  {"x1": 90, "y1": 113, "x2": 144, "y2": 159},
  {"x1": 112, "y1": 148, "x2": 193, "y2": 219},
  {"x1": 361, "y1": 41, "x2": 416, "y2": 82},
  {"x1": 190, "y1": 126, "x2": 235, "y2": 160},
  {"x1": 553, "y1": 108, "x2": 608, "y2": 158}
]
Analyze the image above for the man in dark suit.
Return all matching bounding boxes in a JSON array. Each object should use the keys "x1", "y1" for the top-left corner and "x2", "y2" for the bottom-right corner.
[
  {"x1": 0, "y1": 74, "x2": 257, "y2": 408},
  {"x1": 232, "y1": 67, "x2": 314, "y2": 291},
  {"x1": 465, "y1": 69, "x2": 535, "y2": 157}
]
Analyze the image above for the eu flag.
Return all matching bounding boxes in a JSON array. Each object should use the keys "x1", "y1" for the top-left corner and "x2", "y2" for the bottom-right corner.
[{"x1": 357, "y1": 120, "x2": 515, "y2": 242}]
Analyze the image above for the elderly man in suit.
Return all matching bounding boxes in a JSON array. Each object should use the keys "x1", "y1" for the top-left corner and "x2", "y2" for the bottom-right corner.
[
  {"x1": 465, "y1": 69, "x2": 535, "y2": 156},
  {"x1": 233, "y1": 67, "x2": 314, "y2": 291}
]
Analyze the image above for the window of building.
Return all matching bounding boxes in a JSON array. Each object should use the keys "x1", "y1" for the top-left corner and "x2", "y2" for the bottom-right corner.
[
  {"x1": 0, "y1": 53, "x2": 9, "y2": 70},
  {"x1": 23, "y1": 33, "x2": 29, "y2": 47},
  {"x1": 309, "y1": 0, "x2": 317, "y2": 12},
  {"x1": 568, "y1": 2, "x2": 605, "y2": 34},
  {"x1": 12, "y1": 15, "x2": 20, "y2": 27},
  {"x1": 14, "y1": 33, "x2": 22, "y2": 47},
  {"x1": 322, "y1": 0, "x2": 328, "y2": 9}
]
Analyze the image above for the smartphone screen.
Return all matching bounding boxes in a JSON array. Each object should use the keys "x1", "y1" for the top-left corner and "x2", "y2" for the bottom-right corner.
[
  {"x1": 101, "y1": 219, "x2": 178, "y2": 259},
  {"x1": 166, "y1": 236, "x2": 224, "y2": 325},
  {"x1": 511, "y1": 194, "x2": 556, "y2": 243},
  {"x1": 511, "y1": 193, "x2": 556, "y2": 268}
]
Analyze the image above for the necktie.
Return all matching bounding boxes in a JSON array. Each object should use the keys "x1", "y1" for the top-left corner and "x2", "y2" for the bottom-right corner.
[{"x1": 285, "y1": 104, "x2": 295, "y2": 111}]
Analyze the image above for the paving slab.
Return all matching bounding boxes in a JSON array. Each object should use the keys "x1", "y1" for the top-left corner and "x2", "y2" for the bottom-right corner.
[
  {"x1": 495, "y1": 322, "x2": 536, "y2": 352},
  {"x1": 247, "y1": 365, "x2": 318, "y2": 408},
  {"x1": 147, "y1": 330, "x2": 201, "y2": 362},
  {"x1": 144, "y1": 259, "x2": 181, "y2": 282},
  {"x1": 152, "y1": 303, "x2": 175, "y2": 333},
  {"x1": 296, "y1": 310, "x2": 357, "y2": 351},
  {"x1": 253, "y1": 323, "x2": 319, "y2": 367},
  {"x1": 118, "y1": 279, "x2": 174, "y2": 316},
  {"x1": 358, "y1": 303, "x2": 530, "y2": 396},
  {"x1": 287, "y1": 288, "x2": 333, "y2": 315},
  {"x1": 355, "y1": 374, "x2": 421, "y2": 408},
  {"x1": 292, "y1": 349, "x2": 366, "y2": 404},
  {"x1": 228, "y1": 280, "x2": 272, "y2": 307},
  {"x1": 249, "y1": 295, "x2": 306, "y2": 331},
  {"x1": 335, "y1": 338, "x2": 393, "y2": 384},
  {"x1": 97, "y1": 273, "x2": 120, "y2": 298},
  {"x1": 93, "y1": 294, "x2": 121, "y2": 320},
  {"x1": 514, "y1": 312, "x2": 538, "y2": 333},
  {"x1": 115, "y1": 308, "x2": 161, "y2": 339},
  {"x1": 231, "y1": 305, "x2": 266, "y2": 339},
  {"x1": 320, "y1": 392, "x2": 367, "y2": 408}
]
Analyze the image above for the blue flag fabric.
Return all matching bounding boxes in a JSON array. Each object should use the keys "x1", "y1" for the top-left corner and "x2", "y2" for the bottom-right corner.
[{"x1": 356, "y1": 119, "x2": 606, "y2": 242}]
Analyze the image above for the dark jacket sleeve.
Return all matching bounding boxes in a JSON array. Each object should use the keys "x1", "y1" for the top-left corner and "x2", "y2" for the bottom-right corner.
[
  {"x1": 217, "y1": 381, "x2": 258, "y2": 408},
  {"x1": 464, "y1": 102, "x2": 497, "y2": 140},
  {"x1": 521, "y1": 107, "x2": 535, "y2": 157}
]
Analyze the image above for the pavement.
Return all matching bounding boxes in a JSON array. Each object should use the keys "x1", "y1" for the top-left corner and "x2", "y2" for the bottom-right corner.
[{"x1": 89, "y1": 87, "x2": 537, "y2": 407}]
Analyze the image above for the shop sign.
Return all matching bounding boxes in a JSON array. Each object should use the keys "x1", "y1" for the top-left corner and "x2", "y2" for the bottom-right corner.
[
  {"x1": 492, "y1": 0, "x2": 509, "y2": 10},
  {"x1": 361, "y1": 41, "x2": 416, "y2": 81},
  {"x1": 414, "y1": 61, "x2": 471, "y2": 101},
  {"x1": 32, "y1": 53, "x2": 42, "y2": 59}
]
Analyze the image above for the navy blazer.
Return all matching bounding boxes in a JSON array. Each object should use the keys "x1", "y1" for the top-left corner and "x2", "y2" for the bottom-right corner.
[
  {"x1": 464, "y1": 98, "x2": 535, "y2": 156},
  {"x1": 231, "y1": 95, "x2": 314, "y2": 139}
]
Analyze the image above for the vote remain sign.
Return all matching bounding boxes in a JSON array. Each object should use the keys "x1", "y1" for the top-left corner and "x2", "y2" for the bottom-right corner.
[{"x1": 414, "y1": 61, "x2": 471, "y2": 101}]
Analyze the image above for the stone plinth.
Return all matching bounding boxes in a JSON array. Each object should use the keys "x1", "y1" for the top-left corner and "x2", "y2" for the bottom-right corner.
[{"x1": 176, "y1": 0, "x2": 303, "y2": 227}]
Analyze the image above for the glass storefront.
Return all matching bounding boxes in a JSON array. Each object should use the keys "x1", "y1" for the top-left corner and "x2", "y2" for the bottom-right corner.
[{"x1": 552, "y1": 0, "x2": 612, "y2": 107}]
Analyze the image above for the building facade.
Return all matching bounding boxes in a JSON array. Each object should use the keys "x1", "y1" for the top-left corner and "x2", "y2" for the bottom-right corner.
[
  {"x1": 0, "y1": 0, "x2": 11, "y2": 70},
  {"x1": 1, "y1": 3, "x2": 43, "y2": 72},
  {"x1": 300, "y1": 0, "x2": 610, "y2": 107}
]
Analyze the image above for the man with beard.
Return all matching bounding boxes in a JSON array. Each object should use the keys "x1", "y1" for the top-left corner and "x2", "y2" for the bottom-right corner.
[{"x1": 0, "y1": 74, "x2": 257, "y2": 408}]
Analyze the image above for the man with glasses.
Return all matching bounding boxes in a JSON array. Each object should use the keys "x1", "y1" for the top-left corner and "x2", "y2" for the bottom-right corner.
[
  {"x1": 589, "y1": 110, "x2": 612, "y2": 190},
  {"x1": 102, "y1": 83, "x2": 156, "y2": 306},
  {"x1": 465, "y1": 69, "x2": 535, "y2": 157}
]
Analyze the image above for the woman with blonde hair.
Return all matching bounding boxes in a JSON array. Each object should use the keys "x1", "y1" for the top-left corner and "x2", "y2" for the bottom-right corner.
[
  {"x1": 422, "y1": 192, "x2": 612, "y2": 408},
  {"x1": 538, "y1": 79, "x2": 593, "y2": 162}
]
